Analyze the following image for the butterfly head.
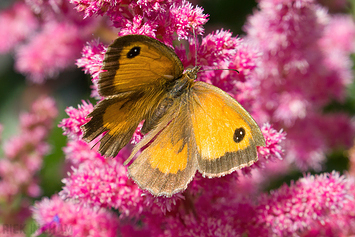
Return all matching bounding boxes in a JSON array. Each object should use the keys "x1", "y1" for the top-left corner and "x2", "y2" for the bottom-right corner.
[{"x1": 184, "y1": 66, "x2": 201, "y2": 81}]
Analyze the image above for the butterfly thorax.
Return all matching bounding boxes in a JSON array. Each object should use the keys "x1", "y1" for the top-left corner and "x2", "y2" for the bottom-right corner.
[{"x1": 168, "y1": 66, "x2": 200, "y2": 98}]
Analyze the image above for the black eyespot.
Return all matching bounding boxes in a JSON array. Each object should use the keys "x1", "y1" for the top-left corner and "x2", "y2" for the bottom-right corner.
[
  {"x1": 127, "y1": 46, "x2": 141, "y2": 58},
  {"x1": 233, "y1": 127, "x2": 246, "y2": 143}
]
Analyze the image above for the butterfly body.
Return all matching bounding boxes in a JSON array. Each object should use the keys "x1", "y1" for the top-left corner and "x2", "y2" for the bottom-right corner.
[{"x1": 82, "y1": 35, "x2": 265, "y2": 196}]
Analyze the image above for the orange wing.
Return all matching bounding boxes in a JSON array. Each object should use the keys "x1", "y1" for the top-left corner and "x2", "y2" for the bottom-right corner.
[
  {"x1": 82, "y1": 35, "x2": 184, "y2": 157},
  {"x1": 190, "y1": 81, "x2": 265, "y2": 177},
  {"x1": 99, "y1": 35, "x2": 184, "y2": 97},
  {"x1": 82, "y1": 91, "x2": 168, "y2": 157},
  {"x1": 124, "y1": 93, "x2": 198, "y2": 196}
]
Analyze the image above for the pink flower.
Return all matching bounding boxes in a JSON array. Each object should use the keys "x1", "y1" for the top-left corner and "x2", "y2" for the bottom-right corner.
[
  {"x1": 272, "y1": 92, "x2": 308, "y2": 126},
  {"x1": 245, "y1": 0, "x2": 326, "y2": 57},
  {"x1": 197, "y1": 29, "x2": 239, "y2": 67},
  {"x1": 69, "y1": 0, "x2": 126, "y2": 18},
  {"x1": 60, "y1": 145, "x2": 145, "y2": 218},
  {"x1": 72, "y1": 0, "x2": 208, "y2": 46},
  {"x1": 225, "y1": 40, "x2": 261, "y2": 83},
  {"x1": 139, "y1": 172, "x2": 355, "y2": 236},
  {"x1": 257, "y1": 123, "x2": 286, "y2": 161},
  {"x1": 144, "y1": 172, "x2": 355, "y2": 236},
  {"x1": 320, "y1": 15, "x2": 355, "y2": 53},
  {"x1": 170, "y1": 1, "x2": 208, "y2": 39},
  {"x1": 3, "y1": 131, "x2": 49, "y2": 162},
  {"x1": 319, "y1": 15, "x2": 355, "y2": 88},
  {"x1": 236, "y1": 160, "x2": 291, "y2": 196},
  {"x1": 286, "y1": 113, "x2": 355, "y2": 170},
  {"x1": 0, "y1": 96, "x2": 57, "y2": 230},
  {"x1": 63, "y1": 140, "x2": 104, "y2": 165},
  {"x1": 59, "y1": 101, "x2": 94, "y2": 140},
  {"x1": 130, "y1": 121, "x2": 144, "y2": 145},
  {"x1": 238, "y1": 172, "x2": 355, "y2": 236},
  {"x1": 153, "y1": 211, "x2": 237, "y2": 237},
  {"x1": 0, "y1": 0, "x2": 96, "y2": 83},
  {"x1": 143, "y1": 192, "x2": 185, "y2": 214},
  {"x1": 118, "y1": 15, "x2": 157, "y2": 39},
  {"x1": 20, "y1": 96, "x2": 58, "y2": 130},
  {"x1": 2, "y1": 96, "x2": 57, "y2": 162},
  {"x1": 244, "y1": 0, "x2": 355, "y2": 170},
  {"x1": 76, "y1": 40, "x2": 107, "y2": 99},
  {"x1": 26, "y1": 0, "x2": 68, "y2": 15},
  {"x1": 0, "y1": 2, "x2": 38, "y2": 53},
  {"x1": 26, "y1": 0, "x2": 92, "y2": 24},
  {"x1": 15, "y1": 22, "x2": 85, "y2": 83},
  {"x1": 0, "y1": 97, "x2": 57, "y2": 200},
  {"x1": 32, "y1": 195, "x2": 119, "y2": 237}
]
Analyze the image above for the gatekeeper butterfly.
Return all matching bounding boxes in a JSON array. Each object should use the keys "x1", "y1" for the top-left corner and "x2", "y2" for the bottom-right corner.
[{"x1": 82, "y1": 34, "x2": 265, "y2": 196}]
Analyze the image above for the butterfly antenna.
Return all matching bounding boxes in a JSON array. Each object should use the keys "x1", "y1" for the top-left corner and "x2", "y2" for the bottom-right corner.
[
  {"x1": 192, "y1": 27, "x2": 198, "y2": 67},
  {"x1": 199, "y1": 68, "x2": 240, "y2": 73}
]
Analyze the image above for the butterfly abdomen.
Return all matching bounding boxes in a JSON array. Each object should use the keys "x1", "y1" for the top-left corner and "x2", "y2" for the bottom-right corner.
[{"x1": 141, "y1": 97, "x2": 174, "y2": 134}]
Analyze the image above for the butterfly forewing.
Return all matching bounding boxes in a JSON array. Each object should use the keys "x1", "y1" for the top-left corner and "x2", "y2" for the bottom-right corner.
[
  {"x1": 99, "y1": 35, "x2": 184, "y2": 97},
  {"x1": 82, "y1": 35, "x2": 184, "y2": 157}
]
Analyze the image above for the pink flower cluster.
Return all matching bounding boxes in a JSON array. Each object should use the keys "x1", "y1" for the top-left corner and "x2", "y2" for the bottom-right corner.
[
  {"x1": 32, "y1": 195, "x2": 119, "y2": 237},
  {"x1": 30, "y1": 0, "x2": 355, "y2": 236},
  {"x1": 0, "y1": 96, "x2": 57, "y2": 228},
  {"x1": 34, "y1": 169, "x2": 355, "y2": 236},
  {"x1": 58, "y1": 103, "x2": 145, "y2": 218},
  {"x1": 59, "y1": 100, "x2": 94, "y2": 140},
  {"x1": 76, "y1": 41, "x2": 107, "y2": 99},
  {"x1": 57, "y1": 102, "x2": 285, "y2": 219},
  {"x1": 0, "y1": 2, "x2": 38, "y2": 54},
  {"x1": 14, "y1": 22, "x2": 85, "y2": 83},
  {"x1": 244, "y1": 0, "x2": 355, "y2": 170},
  {"x1": 235, "y1": 172, "x2": 355, "y2": 236},
  {"x1": 37, "y1": 0, "x2": 286, "y2": 230},
  {"x1": 52, "y1": 107, "x2": 282, "y2": 234},
  {"x1": 0, "y1": 0, "x2": 95, "y2": 83},
  {"x1": 71, "y1": 0, "x2": 208, "y2": 45}
]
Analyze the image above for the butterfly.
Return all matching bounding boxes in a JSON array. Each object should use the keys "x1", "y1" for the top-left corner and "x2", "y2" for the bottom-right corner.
[{"x1": 82, "y1": 34, "x2": 265, "y2": 197}]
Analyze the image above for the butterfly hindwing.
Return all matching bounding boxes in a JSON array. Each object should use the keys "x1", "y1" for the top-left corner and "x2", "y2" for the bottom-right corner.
[
  {"x1": 126, "y1": 93, "x2": 198, "y2": 196},
  {"x1": 190, "y1": 82, "x2": 265, "y2": 177},
  {"x1": 82, "y1": 91, "x2": 170, "y2": 157}
]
